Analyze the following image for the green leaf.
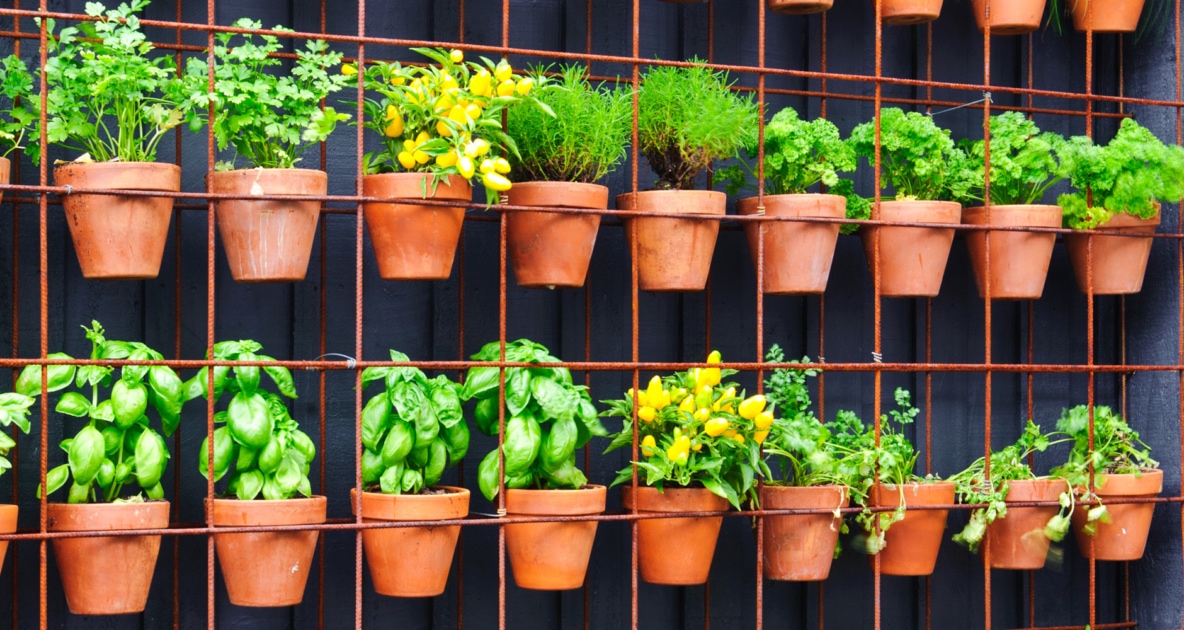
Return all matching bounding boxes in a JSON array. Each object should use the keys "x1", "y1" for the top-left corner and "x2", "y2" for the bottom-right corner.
[{"x1": 55, "y1": 391, "x2": 91, "y2": 417}]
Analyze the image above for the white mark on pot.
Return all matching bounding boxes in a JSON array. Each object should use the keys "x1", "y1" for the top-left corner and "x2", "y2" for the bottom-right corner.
[
  {"x1": 250, "y1": 168, "x2": 265, "y2": 196},
  {"x1": 1122, "y1": 528, "x2": 1128, "y2": 535},
  {"x1": 291, "y1": 561, "x2": 301, "y2": 574}
]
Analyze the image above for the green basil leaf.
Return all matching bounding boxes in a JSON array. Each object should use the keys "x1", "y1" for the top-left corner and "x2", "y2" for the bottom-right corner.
[
  {"x1": 477, "y1": 449, "x2": 499, "y2": 502},
  {"x1": 111, "y1": 380, "x2": 148, "y2": 428},
  {"x1": 54, "y1": 391, "x2": 91, "y2": 418},
  {"x1": 459, "y1": 367, "x2": 499, "y2": 401},
  {"x1": 68, "y1": 425, "x2": 105, "y2": 485},
  {"x1": 381, "y1": 420, "x2": 415, "y2": 467},
  {"x1": 539, "y1": 415, "x2": 577, "y2": 474},
  {"x1": 505, "y1": 368, "x2": 532, "y2": 417},
  {"x1": 227, "y1": 392, "x2": 271, "y2": 449},
  {"x1": 39, "y1": 464, "x2": 70, "y2": 498},
  {"x1": 424, "y1": 439, "x2": 448, "y2": 487},
  {"x1": 442, "y1": 419, "x2": 470, "y2": 462},
  {"x1": 503, "y1": 415, "x2": 541, "y2": 475},
  {"x1": 235, "y1": 470, "x2": 263, "y2": 500},
  {"x1": 361, "y1": 392, "x2": 392, "y2": 451},
  {"x1": 134, "y1": 428, "x2": 167, "y2": 489}
]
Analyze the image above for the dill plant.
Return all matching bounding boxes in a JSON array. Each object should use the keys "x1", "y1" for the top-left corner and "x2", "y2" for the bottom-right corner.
[{"x1": 506, "y1": 65, "x2": 632, "y2": 183}]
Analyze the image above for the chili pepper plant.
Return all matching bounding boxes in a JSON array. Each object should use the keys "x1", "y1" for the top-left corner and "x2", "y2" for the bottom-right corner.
[
  {"x1": 185, "y1": 340, "x2": 313, "y2": 500},
  {"x1": 462, "y1": 339, "x2": 606, "y2": 501},
  {"x1": 359, "y1": 350, "x2": 469, "y2": 495},
  {"x1": 602, "y1": 351, "x2": 767, "y2": 509},
  {"x1": 355, "y1": 47, "x2": 552, "y2": 204},
  {"x1": 9, "y1": 322, "x2": 186, "y2": 503}
]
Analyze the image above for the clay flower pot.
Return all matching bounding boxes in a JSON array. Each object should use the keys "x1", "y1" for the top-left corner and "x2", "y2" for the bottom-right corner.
[
  {"x1": 505, "y1": 181, "x2": 606, "y2": 289},
  {"x1": 879, "y1": 0, "x2": 944, "y2": 24},
  {"x1": 0, "y1": 504, "x2": 16, "y2": 570},
  {"x1": 1070, "y1": 0, "x2": 1146, "y2": 32},
  {"x1": 769, "y1": 0, "x2": 835, "y2": 14},
  {"x1": 860, "y1": 200, "x2": 961, "y2": 297},
  {"x1": 0, "y1": 156, "x2": 10, "y2": 205},
  {"x1": 210, "y1": 496, "x2": 327, "y2": 607},
  {"x1": 48, "y1": 500, "x2": 170, "y2": 615},
  {"x1": 962, "y1": 204, "x2": 1062, "y2": 300},
  {"x1": 616, "y1": 190, "x2": 725, "y2": 292},
  {"x1": 867, "y1": 482, "x2": 955, "y2": 576},
  {"x1": 738, "y1": 194, "x2": 846, "y2": 295},
  {"x1": 972, "y1": 0, "x2": 1047, "y2": 34},
  {"x1": 209, "y1": 168, "x2": 326, "y2": 283},
  {"x1": 54, "y1": 162, "x2": 180, "y2": 280},
  {"x1": 504, "y1": 485, "x2": 606, "y2": 590},
  {"x1": 363, "y1": 173, "x2": 472, "y2": 280},
  {"x1": 1072, "y1": 469, "x2": 1162, "y2": 561},
  {"x1": 987, "y1": 478, "x2": 1068, "y2": 569},
  {"x1": 1064, "y1": 211, "x2": 1159, "y2": 295},
  {"x1": 760, "y1": 485, "x2": 848, "y2": 581},
  {"x1": 621, "y1": 486, "x2": 727, "y2": 585},
  {"x1": 352, "y1": 486, "x2": 470, "y2": 597}
]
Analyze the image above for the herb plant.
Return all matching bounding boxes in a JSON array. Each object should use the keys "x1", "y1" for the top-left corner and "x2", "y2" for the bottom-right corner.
[
  {"x1": 13, "y1": 322, "x2": 186, "y2": 503},
  {"x1": 719, "y1": 106, "x2": 856, "y2": 196},
  {"x1": 177, "y1": 18, "x2": 350, "y2": 171},
  {"x1": 184, "y1": 340, "x2": 312, "y2": 501},
  {"x1": 1050, "y1": 405, "x2": 1158, "y2": 535},
  {"x1": 41, "y1": 0, "x2": 188, "y2": 163},
  {"x1": 0, "y1": 54, "x2": 37, "y2": 160},
  {"x1": 637, "y1": 62, "x2": 758, "y2": 190},
  {"x1": 358, "y1": 48, "x2": 549, "y2": 204},
  {"x1": 462, "y1": 340, "x2": 606, "y2": 501},
  {"x1": 848, "y1": 107, "x2": 969, "y2": 201},
  {"x1": 1058, "y1": 118, "x2": 1184, "y2": 229},
  {"x1": 602, "y1": 351, "x2": 766, "y2": 509},
  {"x1": 948, "y1": 420, "x2": 1071, "y2": 553},
  {"x1": 359, "y1": 350, "x2": 469, "y2": 495},
  {"x1": 505, "y1": 64, "x2": 632, "y2": 183},
  {"x1": 956, "y1": 111, "x2": 1067, "y2": 206},
  {"x1": 760, "y1": 345, "x2": 845, "y2": 488}
]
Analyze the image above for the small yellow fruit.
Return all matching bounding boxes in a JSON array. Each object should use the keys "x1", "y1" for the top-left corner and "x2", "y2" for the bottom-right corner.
[
  {"x1": 479, "y1": 158, "x2": 496, "y2": 174},
  {"x1": 496, "y1": 79, "x2": 516, "y2": 97},
  {"x1": 495, "y1": 62, "x2": 513, "y2": 83},
  {"x1": 515, "y1": 77, "x2": 533, "y2": 95},
  {"x1": 469, "y1": 70, "x2": 492, "y2": 97},
  {"x1": 493, "y1": 157, "x2": 511, "y2": 174},
  {"x1": 413, "y1": 150, "x2": 430, "y2": 165},
  {"x1": 397, "y1": 151, "x2": 416, "y2": 170},
  {"x1": 754, "y1": 430, "x2": 769, "y2": 445},
  {"x1": 754, "y1": 410, "x2": 774, "y2": 430},
  {"x1": 341, "y1": 64, "x2": 357, "y2": 76},
  {"x1": 435, "y1": 152, "x2": 458, "y2": 168},
  {"x1": 437, "y1": 120, "x2": 452, "y2": 137},
  {"x1": 482, "y1": 172, "x2": 512, "y2": 192},
  {"x1": 637, "y1": 406, "x2": 656, "y2": 423},
  {"x1": 449, "y1": 49, "x2": 464, "y2": 63},
  {"x1": 457, "y1": 156, "x2": 475, "y2": 179},
  {"x1": 738, "y1": 395, "x2": 766, "y2": 420},
  {"x1": 641, "y1": 435, "x2": 657, "y2": 457}
]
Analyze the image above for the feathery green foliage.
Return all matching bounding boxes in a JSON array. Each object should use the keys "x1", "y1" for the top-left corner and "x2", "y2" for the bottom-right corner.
[
  {"x1": 957, "y1": 111, "x2": 1067, "y2": 206},
  {"x1": 848, "y1": 107, "x2": 967, "y2": 201}
]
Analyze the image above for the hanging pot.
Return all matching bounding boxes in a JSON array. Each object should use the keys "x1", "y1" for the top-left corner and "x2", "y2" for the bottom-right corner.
[
  {"x1": 972, "y1": 0, "x2": 1047, "y2": 34},
  {"x1": 54, "y1": 162, "x2": 180, "y2": 280},
  {"x1": 1064, "y1": 210, "x2": 1159, "y2": 295},
  {"x1": 0, "y1": 504, "x2": 16, "y2": 571},
  {"x1": 363, "y1": 173, "x2": 472, "y2": 280},
  {"x1": 986, "y1": 478, "x2": 1068, "y2": 569},
  {"x1": 879, "y1": 0, "x2": 944, "y2": 25},
  {"x1": 866, "y1": 482, "x2": 955, "y2": 576},
  {"x1": 504, "y1": 485, "x2": 606, "y2": 590},
  {"x1": 617, "y1": 190, "x2": 725, "y2": 292},
  {"x1": 1072, "y1": 469, "x2": 1162, "y2": 561},
  {"x1": 962, "y1": 204, "x2": 1062, "y2": 300},
  {"x1": 738, "y1": 194, "x2": 846, "y2": 295},
  {"x1": 209, "y1": 168, "x2": 325, "y2": 283},
  {"x1": 1070, "y1": 0, "x2": 1146, "y2": 32},
  {"x1": 48, "y1": 500, "x2": 170, "y2": 615},
  {"x1": 352, "y1": 486, "x2": 470, "y2": 597},
  {"x1": 769, "y1": 0, "x2": 835, "y2": 14},
  {"x1": 860, "y1": 200, "x2": 961, "y2": 297},
  {"x1": 210, "y1": 496, "x2": 326, "y2": 607},
  {"x1": 0, "y1": 156, "x2": 10, "y2": 205},
  {"x1": 505, "y1": 181, "x2": 605, "y2": 289},
  {"x1": 621, "y1": 486, "x2": 727, "y2": 585},
  {"x1": 760, "y1": 485, "x2": 848, "y2": 581}
]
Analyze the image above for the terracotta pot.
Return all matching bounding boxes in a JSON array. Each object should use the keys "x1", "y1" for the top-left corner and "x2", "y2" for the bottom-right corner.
[
  {"x1": 1070, "y1": 0, "x2": 1146, "y2": 32},
  {"x1": 352, "y1": 486, "x2": 470, "y2": 597},
  {"x1": 879, "y1": 0, "x2": 944, "y2": 24},
  {"x1": 0, "y1": 504, "x2": 16, "y2": 570},
  {"x1": 1072, "y1": 469, "x2": 1162, "y2": 561},
  {"x1": 769, "y1": 0, "x2": 835, "y2": 14},
  {"x1": 210, "y1": 496, "x2": 326, "y2": 607},
  {"x1": 860, "y1": 200, "x2": 961, "y2": 297},
  {"x1": 363, "y1": 173, "x2": 472, "y2": 280},
  {"x1": 617, "y1": 190, "x2": 725, "y2": 292},
  {"x1": 209, "y1": 168, "x2": 326, "y2": 283},
  {"x1": 54, "y1": 162, "x2": 180, "y2": 280},
  {"x1": 738, "y1": 194, "x2": 845, "y2": 295},
  {"x1": 0, "y1": 156, "x2": 10, "y2": 205},
  {"x1": 867, "y1": 482, "x2": 955, "y2": 576},
  {"x1": 1064, "y1": 211, "x2": 1159, "y2": 295},
  {"x1": 504, "y1": 485, "x2": 606, "y2": 590},
  {"x1": 621, "y1": 486, "x2": 727, "y2": 585},
  {"x1": 48, "y1": 500, "x2": 170, "y2": 615},
  {"x1": 986, "y1": 478, "x2": 1068, "y2": 569},
  {"x1": 962, "y1": 204, "x2": 1062, "y2": 300},
  {"x1": 505, "y1": 182, "x2": 606, "y2": 289},
  {"x1": 760, "y1": 485, "x2": 848, "y2": 581},
  {"x1": 972, "y1": 0, "x2": 1047, "y2": 34}
]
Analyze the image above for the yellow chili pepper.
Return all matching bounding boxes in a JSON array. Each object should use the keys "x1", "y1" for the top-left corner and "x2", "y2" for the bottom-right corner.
[
  {"x1": 435, "y1": 151, "x2": 458, "y2": 168},
  {"x1": 413, "y1": 150, "x2": 430, "y2": 165},
  {"x1": 479, "y1": 158, "x2": 496, "y2": 174},
  {"x1": 384, "y1": 119, "x2": 403, "y2": 138},
  {"x1": 435, "y1": 93, "x2": 455, "y2": 113},
  {"x1": 516, "y1": 77, "x2": 534, "y2": 95},
  {"x1": 732, "y1": 434, "x2": 746, "y2": 444},
  {"x1": 679, "y1": 396, "x2": 695, "y2": 414},
  {"x1": 693, "y1": 408, "x2": 711, "y2": 423},
  {"x1": 723, "y1": 428, "x2": 737, "y2": 438},
  {"x1": 437, "y1": 120, "x2": 453, "y2": 137},
  {"x1": 494, "y1": 61, "x2": 513, "y2": 83},
  {"x1": 738, "y1": 395, "x2": 766, "y2": 420},
  {"x1": 482, "y1": 172, "x2": 512, "y2": 192},
  {"x1": 637, "y1": 406, "x2": 656, "y2": 423},
  {"x1": 464, "y1": 104, "x2": 482, "y2": 120},
  {"x1": 496, "y1": 79, "x2": 516, "y2": 97},
  {"x1": 691, "y1": 442, "x2": 703, "y2": 452},
  {"x1": 457, "y1": 156, "x2": 475, "y2": 179},
  {"x1": 754, "y1": 430, "x2": 769, "y2": 445},
  {"x1": 391, "y1": 76, "x2": 406, "y2": 86},
  {"x1": 397, "y1": 151, "x2": 416, "y2": 170},
  {"x1": 415, "y1": 131, "x2": 430, "y2": 144},
  {"x1": 341, "y1": 64, "x2": 357, "y2": 76},
  {"x1": 448, "y1": 105, "x2": 468, "y2": 124},
  {"x1": 449, "y1": 49, "x2": 464, "y2": 63},
  {"x1": 494, "y1": 157, "x2": 511, "y2": 174},
  {"x1": 754, "y1": 410, "x2": 774, "y2": 430},
  {"x1": 469, "y1": 70, "x2": 492, "y2": 97},
  {"x1": 713, "y1": 387, "x2": 736, "y2": 412},
  {"x1": 704, "y1": 417, "x2": 729, "y2": 437},
  {"x1": 641, "y1": 435, "x2": 657, "y2": 457}
]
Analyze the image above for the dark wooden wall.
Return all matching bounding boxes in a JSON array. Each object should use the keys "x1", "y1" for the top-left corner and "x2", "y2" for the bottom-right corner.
[{"x1": 0, "y1": 0, "x2": 1180, "y2": 627}]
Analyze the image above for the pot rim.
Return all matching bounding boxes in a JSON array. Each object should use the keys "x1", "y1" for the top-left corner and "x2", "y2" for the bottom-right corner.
[
  {"x1": 505, "y1": 484, "x2": 608, "y2": 516},
  {"x1": 350, "y1": 486, "x2": 471, "y2": 522},
  {"x1": 47, "y1": 499, "x2": 171, "y2": 531},
  {"x1": 208, "y1": 495, "x2": 328, "y2": 527},
  {"x1": 208, "y1": 167, "x2": 328, "y2": 176}
]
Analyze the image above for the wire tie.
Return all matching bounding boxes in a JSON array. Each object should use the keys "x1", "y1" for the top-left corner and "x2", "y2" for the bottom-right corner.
[
  {"x1": 928, "y1": 91, "x2": 992, "y2": 117},
  {"x1": 63, "y1": 185, "x2": 73, "y2": 195},
  {"x1": 871, "y1": 351, "x2": 883, "y2": 363},
  {"x1": 817, "y1": 355, "x2": 825, "y2": 364},
  {"x1": 310, "y1": 353, "x2": 357, "y2": 369}
]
